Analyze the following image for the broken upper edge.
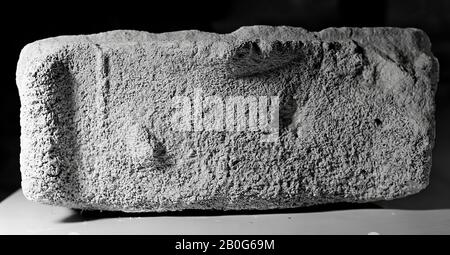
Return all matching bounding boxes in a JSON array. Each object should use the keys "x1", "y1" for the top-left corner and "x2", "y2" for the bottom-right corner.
[{"x1": 17, "y1": 26, "x2": 437, "y2": 79}]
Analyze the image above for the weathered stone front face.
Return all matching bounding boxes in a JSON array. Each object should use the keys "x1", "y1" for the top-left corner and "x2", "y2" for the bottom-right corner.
[{"x1": 16, "y1": 26, "x2": 439, "y2": 212}]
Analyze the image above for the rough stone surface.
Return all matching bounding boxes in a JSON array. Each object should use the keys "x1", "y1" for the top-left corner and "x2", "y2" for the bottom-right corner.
[{"x1": 16, "y1": 26, "x2": 439, "y2": 212}]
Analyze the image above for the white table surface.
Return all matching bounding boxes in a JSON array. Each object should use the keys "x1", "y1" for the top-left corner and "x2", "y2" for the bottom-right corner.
[{"x1": 0, "y1": 189, "x2": 449, "y2": 235}]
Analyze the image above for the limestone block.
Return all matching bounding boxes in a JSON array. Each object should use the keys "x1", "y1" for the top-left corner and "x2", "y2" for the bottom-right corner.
[{"x1": 16, "y1": 26, "x2": 439, "y2": 212}]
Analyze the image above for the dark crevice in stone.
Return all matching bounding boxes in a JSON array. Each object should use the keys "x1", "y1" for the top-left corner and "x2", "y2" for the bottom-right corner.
[{"x1": 374, "y1": 118, "x2": 382, "y2": 127}]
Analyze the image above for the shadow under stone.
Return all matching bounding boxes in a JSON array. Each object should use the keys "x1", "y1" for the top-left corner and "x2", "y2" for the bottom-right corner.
[{"x1": 59, "y1": 202, "x2": 382, "y2": 223}]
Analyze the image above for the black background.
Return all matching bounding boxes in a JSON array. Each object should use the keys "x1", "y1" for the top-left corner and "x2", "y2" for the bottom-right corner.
[{"x1": 1, "y1": 0, "x2": 449, "y2": 207}]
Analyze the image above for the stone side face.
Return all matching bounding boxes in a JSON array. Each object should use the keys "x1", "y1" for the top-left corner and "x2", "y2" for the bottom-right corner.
[{"x1": 16, "y1": 26, "x2": 439, "y2": 212}]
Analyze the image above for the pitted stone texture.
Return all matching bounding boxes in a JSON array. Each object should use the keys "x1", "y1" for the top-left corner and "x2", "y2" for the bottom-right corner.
[{"x1": 16, "y1": 26, "x2": 439, "y2": 212}]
